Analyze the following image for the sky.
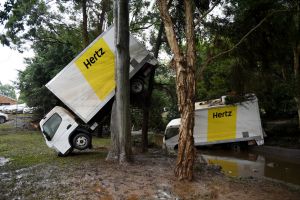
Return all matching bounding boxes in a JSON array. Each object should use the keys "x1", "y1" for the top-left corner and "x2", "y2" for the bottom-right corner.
[
  {"x1": 0, "y1": 0, "x2": 33, "y2": 86},
  {"x1": 0, "y1": 46, "x2": 33, "y2": 85}
]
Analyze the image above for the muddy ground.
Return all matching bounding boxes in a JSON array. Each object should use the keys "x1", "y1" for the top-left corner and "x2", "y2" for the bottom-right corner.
[
  {"x1": 1, "y1": 116, "x2": 300, "y2": 200},
  {"x1": 0, "y1": 134, "x2": 300, "y2": 200}
]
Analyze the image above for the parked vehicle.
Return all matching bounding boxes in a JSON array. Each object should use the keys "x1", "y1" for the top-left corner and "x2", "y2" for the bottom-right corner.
[
  {"x1": 0, "y1": 112, "x2": 8, "y2": 124},
  {"x1": 0, "y1": 105, "x2": 7, "y2": 112},
  {"x1": 40, "y1": 25, "x2": 157, "y2": 156},
  {"x1": 163, "y1": 95, "x2": 265, "y2": 152},
  {"x1": 2, "y1": 104, "x2": 26, "y2": 114},
  {"x1": 23, "y1": 107, "x2": 37, "y2": 114}
]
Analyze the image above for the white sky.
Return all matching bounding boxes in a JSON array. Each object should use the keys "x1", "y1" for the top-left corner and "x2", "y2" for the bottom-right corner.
[
  {"x1": 0, "y1": 46, "x2": 33, "y2": 85},
  {"x1": 0, "y1": 0, "x2": 33, "y2": 86}
]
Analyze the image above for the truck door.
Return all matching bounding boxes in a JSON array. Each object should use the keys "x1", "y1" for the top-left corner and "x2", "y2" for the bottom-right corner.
[{"x1": 42, "y1": 111, "x2": 78, "y2": 154}]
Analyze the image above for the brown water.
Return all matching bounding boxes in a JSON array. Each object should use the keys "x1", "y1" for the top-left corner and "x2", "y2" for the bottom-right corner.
[{"x1": 201, "y1": 148, "x2": 300, "y2": 186}]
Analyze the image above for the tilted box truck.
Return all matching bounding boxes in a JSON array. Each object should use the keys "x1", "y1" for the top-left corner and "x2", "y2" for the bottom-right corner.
[
  {"x1": 163, "y1": 95, "x2": 265, "y2": 152},
  {"x1": 39, "y1": 26, "x2": 157, "y2": 155}
]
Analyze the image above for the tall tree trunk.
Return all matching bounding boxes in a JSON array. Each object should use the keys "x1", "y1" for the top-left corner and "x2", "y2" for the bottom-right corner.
[
  {"x1": 106, "y1": 100, "x2": 120, "y2": 160},
  {"x1": 141, "y1": 23, "x2": 164, "y2": 152},
  {"x1": 294, "y1": 2, "x2": 300, "y2": 129},
  {"x1": 294, "y1": 45, "x2": 300, "y2": 129},
  {"x1": 115, "y1": 0, "x2": 132, "y2": 163},
  {"x1": 174, "y1": 0, "x2": 196, "y2": 181},
  {"x1": 157, "y1": 0, "x2": 196, "y2": 181},
  {"x1": 82, "y1": 0, "x2": 89, "y2": 47},
  {"x1": 106, "y1": 0, "x2": 131, "y2": 163},
  {"x1": 97, "y1": 0, "x2": 109, "y2": 35}
]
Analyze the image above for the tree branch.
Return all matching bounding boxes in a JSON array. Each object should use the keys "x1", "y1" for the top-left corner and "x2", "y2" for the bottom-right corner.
[
  {"x1": 196, "y1": 0, "x2": 221, "y2": 26},
  {"x1": 157, "y1": 0, "x2": 181, "y2": 60},
  {"x1": 199, "y1": 9, "x2": 290, "y2": 76}
]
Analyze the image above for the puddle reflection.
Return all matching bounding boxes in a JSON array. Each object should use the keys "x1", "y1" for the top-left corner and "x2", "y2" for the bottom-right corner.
[{"x1": 201, "y1": 149, "x2": 300, "y2": 185}]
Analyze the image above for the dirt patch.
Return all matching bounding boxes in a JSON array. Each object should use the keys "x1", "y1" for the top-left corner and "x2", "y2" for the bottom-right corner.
[{"x1": 1, "y1": 149, "x2": 300, "y2": 200}]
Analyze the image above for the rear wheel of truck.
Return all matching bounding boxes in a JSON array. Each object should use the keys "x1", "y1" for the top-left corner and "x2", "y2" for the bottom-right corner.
[{"x1": 72, "y1": 133, "x2": 91, "y2": 150}]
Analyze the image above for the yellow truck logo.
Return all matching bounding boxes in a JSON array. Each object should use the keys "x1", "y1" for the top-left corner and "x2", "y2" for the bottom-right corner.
[
  {"x1": 75, "y1": 38, "x2": 115, "y2": 100},
  {"x1": 208, "y1": 106, "x2": 237, "y2": 142}
]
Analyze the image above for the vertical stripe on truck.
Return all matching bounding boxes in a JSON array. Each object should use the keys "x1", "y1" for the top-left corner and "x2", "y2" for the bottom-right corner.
[
  {"x1": 207, "y1": 105, "x2": 237, "y2": 142},
  {"x1": 75, "y1": 38, "x2": 115, "y2": 100}
]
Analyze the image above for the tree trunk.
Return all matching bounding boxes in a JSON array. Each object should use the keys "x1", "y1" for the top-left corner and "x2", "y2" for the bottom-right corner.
[
  {"x1": 174, "y1": 0, "x2": 196, "y2": 181},
  {"x1": 157, "y1": 0, "x2": 196, "y2": 181},
  {"x1": 141, "y1": 23, "x2": 164, "y2": 152},
  {"x1": 294, "y1": 2, "x2": 300, "y2": 129},
  {"x1": 97, "y1": 0, "x2": 109, "y2": 35},
  {"x1": 106, "y1": 100, "x2": 120, "y2": 161},
  {"x1": 115, "y1": 0, "x2": 132, "y2": 163},
  {"x1": 82, "y1": 0, "x2": 89, "y2": 47},
  {"x1": 294, "y1": 45, "x2": 300, "y2": 129}
]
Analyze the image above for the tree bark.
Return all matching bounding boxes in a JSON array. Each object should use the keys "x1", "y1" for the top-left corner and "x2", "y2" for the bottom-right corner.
[
  {"x1": 157, "y1": 0, "x2": 196, "y2": 181},
  {"x1": 82, "y1": 0, "x2": 89, "y2": 47},
  {"x1": 97, "y1": 0, "x2": 109, "y2": 35},
  {"x1": 115, "y1": 0, "x2": 132, "y2": 163},
  {"x1": 294, "y1": 2, "x2": 300, "y2": 129},
  {"x1": 294, "y1": 44, "x2": 300, "y2": 129},
  {"x1": 106, "y1": 100, "x2": 120, "y2": 161},
  {"x1": 141, "y1": 23, "x2": 164, "y2": 152}
]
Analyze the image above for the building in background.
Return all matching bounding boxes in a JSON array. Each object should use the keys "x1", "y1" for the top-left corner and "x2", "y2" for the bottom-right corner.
[{"x1": 0, "y1": 94, "x2": 17, "y2": 105}]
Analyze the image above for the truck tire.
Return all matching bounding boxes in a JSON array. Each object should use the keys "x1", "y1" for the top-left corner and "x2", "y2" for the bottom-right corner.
[
  {"x1": 130, "y1": 77, "x2": 144, "y2": 94},
  {"x1": 0, "y1": 117, "x2": 5, "y2": 124},
  {"x1": 72, "y1": 133, "x2": 91, "y2": 150},
  {"x1": 231, "y1": 143, "x2": 241, "y2": 152}
]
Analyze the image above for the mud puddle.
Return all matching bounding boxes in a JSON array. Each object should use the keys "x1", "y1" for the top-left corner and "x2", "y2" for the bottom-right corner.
[
  {"x1": 201, "y1": 148, "x2": 300, "y2": 185},
  {"x1": 0, "y1": 157, "x2": 10, "y2": 166}
]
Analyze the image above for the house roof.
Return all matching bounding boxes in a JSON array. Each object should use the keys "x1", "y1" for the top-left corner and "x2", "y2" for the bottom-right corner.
[{"x1": 0, "y1": 94, "x2": 17, "y2": 104}]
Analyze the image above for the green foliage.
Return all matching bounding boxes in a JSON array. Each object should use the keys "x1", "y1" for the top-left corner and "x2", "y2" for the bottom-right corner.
[
  {"x1": 18, "y1": 40, "x2": 77, "y2": 114},
  {"x1": 200, "y1": 0, "x2": 299, "y2": 118},
  {"x1": 0, "y1": 82, "x2": 16, "y2": 99}
]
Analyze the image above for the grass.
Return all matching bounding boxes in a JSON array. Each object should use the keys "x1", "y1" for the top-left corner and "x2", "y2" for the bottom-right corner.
[
  {"x1": 0, "y1": 131, "x2": 111, "y2": 170},
  {"x1": 0, "y1": 123, "x2": 14, "y2": 131}
]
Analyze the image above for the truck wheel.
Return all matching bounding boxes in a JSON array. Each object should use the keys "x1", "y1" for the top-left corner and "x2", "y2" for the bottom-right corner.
[
  {"x1": 231, "y1": 143, "x2": 241, "y2": 152},
  {"x1": 130, "y1": 78, "x2": 144, "y2": 94},
  {"x1": 0, "y1": 117, "x2": 5, "y2": 124},
  {"x1": 72, "y1": 133, "x2": 91, "y2": 150}
]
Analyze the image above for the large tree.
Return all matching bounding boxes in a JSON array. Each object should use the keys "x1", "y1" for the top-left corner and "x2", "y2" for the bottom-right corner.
[
  {"x1": 106, "y1": 0, "x2": 132, "y2": 163},
  {"x1": 157, "y1": 0, "x2": 196, "y2": 180}
]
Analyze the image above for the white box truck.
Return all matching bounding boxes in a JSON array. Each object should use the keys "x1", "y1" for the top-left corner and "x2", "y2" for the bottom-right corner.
[
  {"x1": 39, "y1": 26, "x2": 157, "y2": 156},
  {"x1": 163, "y1": 95, "x2": 265, "y2": 152}
]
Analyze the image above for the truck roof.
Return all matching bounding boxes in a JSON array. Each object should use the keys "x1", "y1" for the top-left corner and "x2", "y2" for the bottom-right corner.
[{"x1": 195, "y1": 94, "x2": 257, "y2": 110}]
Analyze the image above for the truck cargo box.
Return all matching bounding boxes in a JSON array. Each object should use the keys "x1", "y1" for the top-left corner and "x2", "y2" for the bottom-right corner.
[{"x1": 46, "y1": 26, "x2": 157, "y2": 123}]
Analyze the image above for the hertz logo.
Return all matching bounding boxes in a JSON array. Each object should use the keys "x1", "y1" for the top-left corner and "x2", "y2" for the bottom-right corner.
[{"x1": 212, "y1": 111, "x2": 232, "y2": 119}]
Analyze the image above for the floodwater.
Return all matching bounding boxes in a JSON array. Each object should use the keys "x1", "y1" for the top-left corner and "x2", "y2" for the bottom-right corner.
[{"x1": 201, "y1": 147, "x2": 300, "y2": 186}]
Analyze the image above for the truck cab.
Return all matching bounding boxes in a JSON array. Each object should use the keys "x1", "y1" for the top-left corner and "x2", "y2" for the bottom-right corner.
[{"x1": 40, "y1": 106, "x2": 92, "y2": 156}]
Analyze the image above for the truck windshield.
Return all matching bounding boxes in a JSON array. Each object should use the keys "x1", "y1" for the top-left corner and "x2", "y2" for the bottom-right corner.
[
  {"x1": 42, "y1": 113, "x2": 62, "y2": 140},
  {"x1": 165, "y1": 127, "x2": 179, "y2": 140}
]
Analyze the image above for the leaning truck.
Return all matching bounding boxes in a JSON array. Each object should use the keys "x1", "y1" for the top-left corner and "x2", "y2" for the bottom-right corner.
[
  {"x1": 163, "y1": 94, "x2": 265, "y2": 152},
  {"x1": 39, "y1": 26, "x2": 157, "y2": 156}
]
